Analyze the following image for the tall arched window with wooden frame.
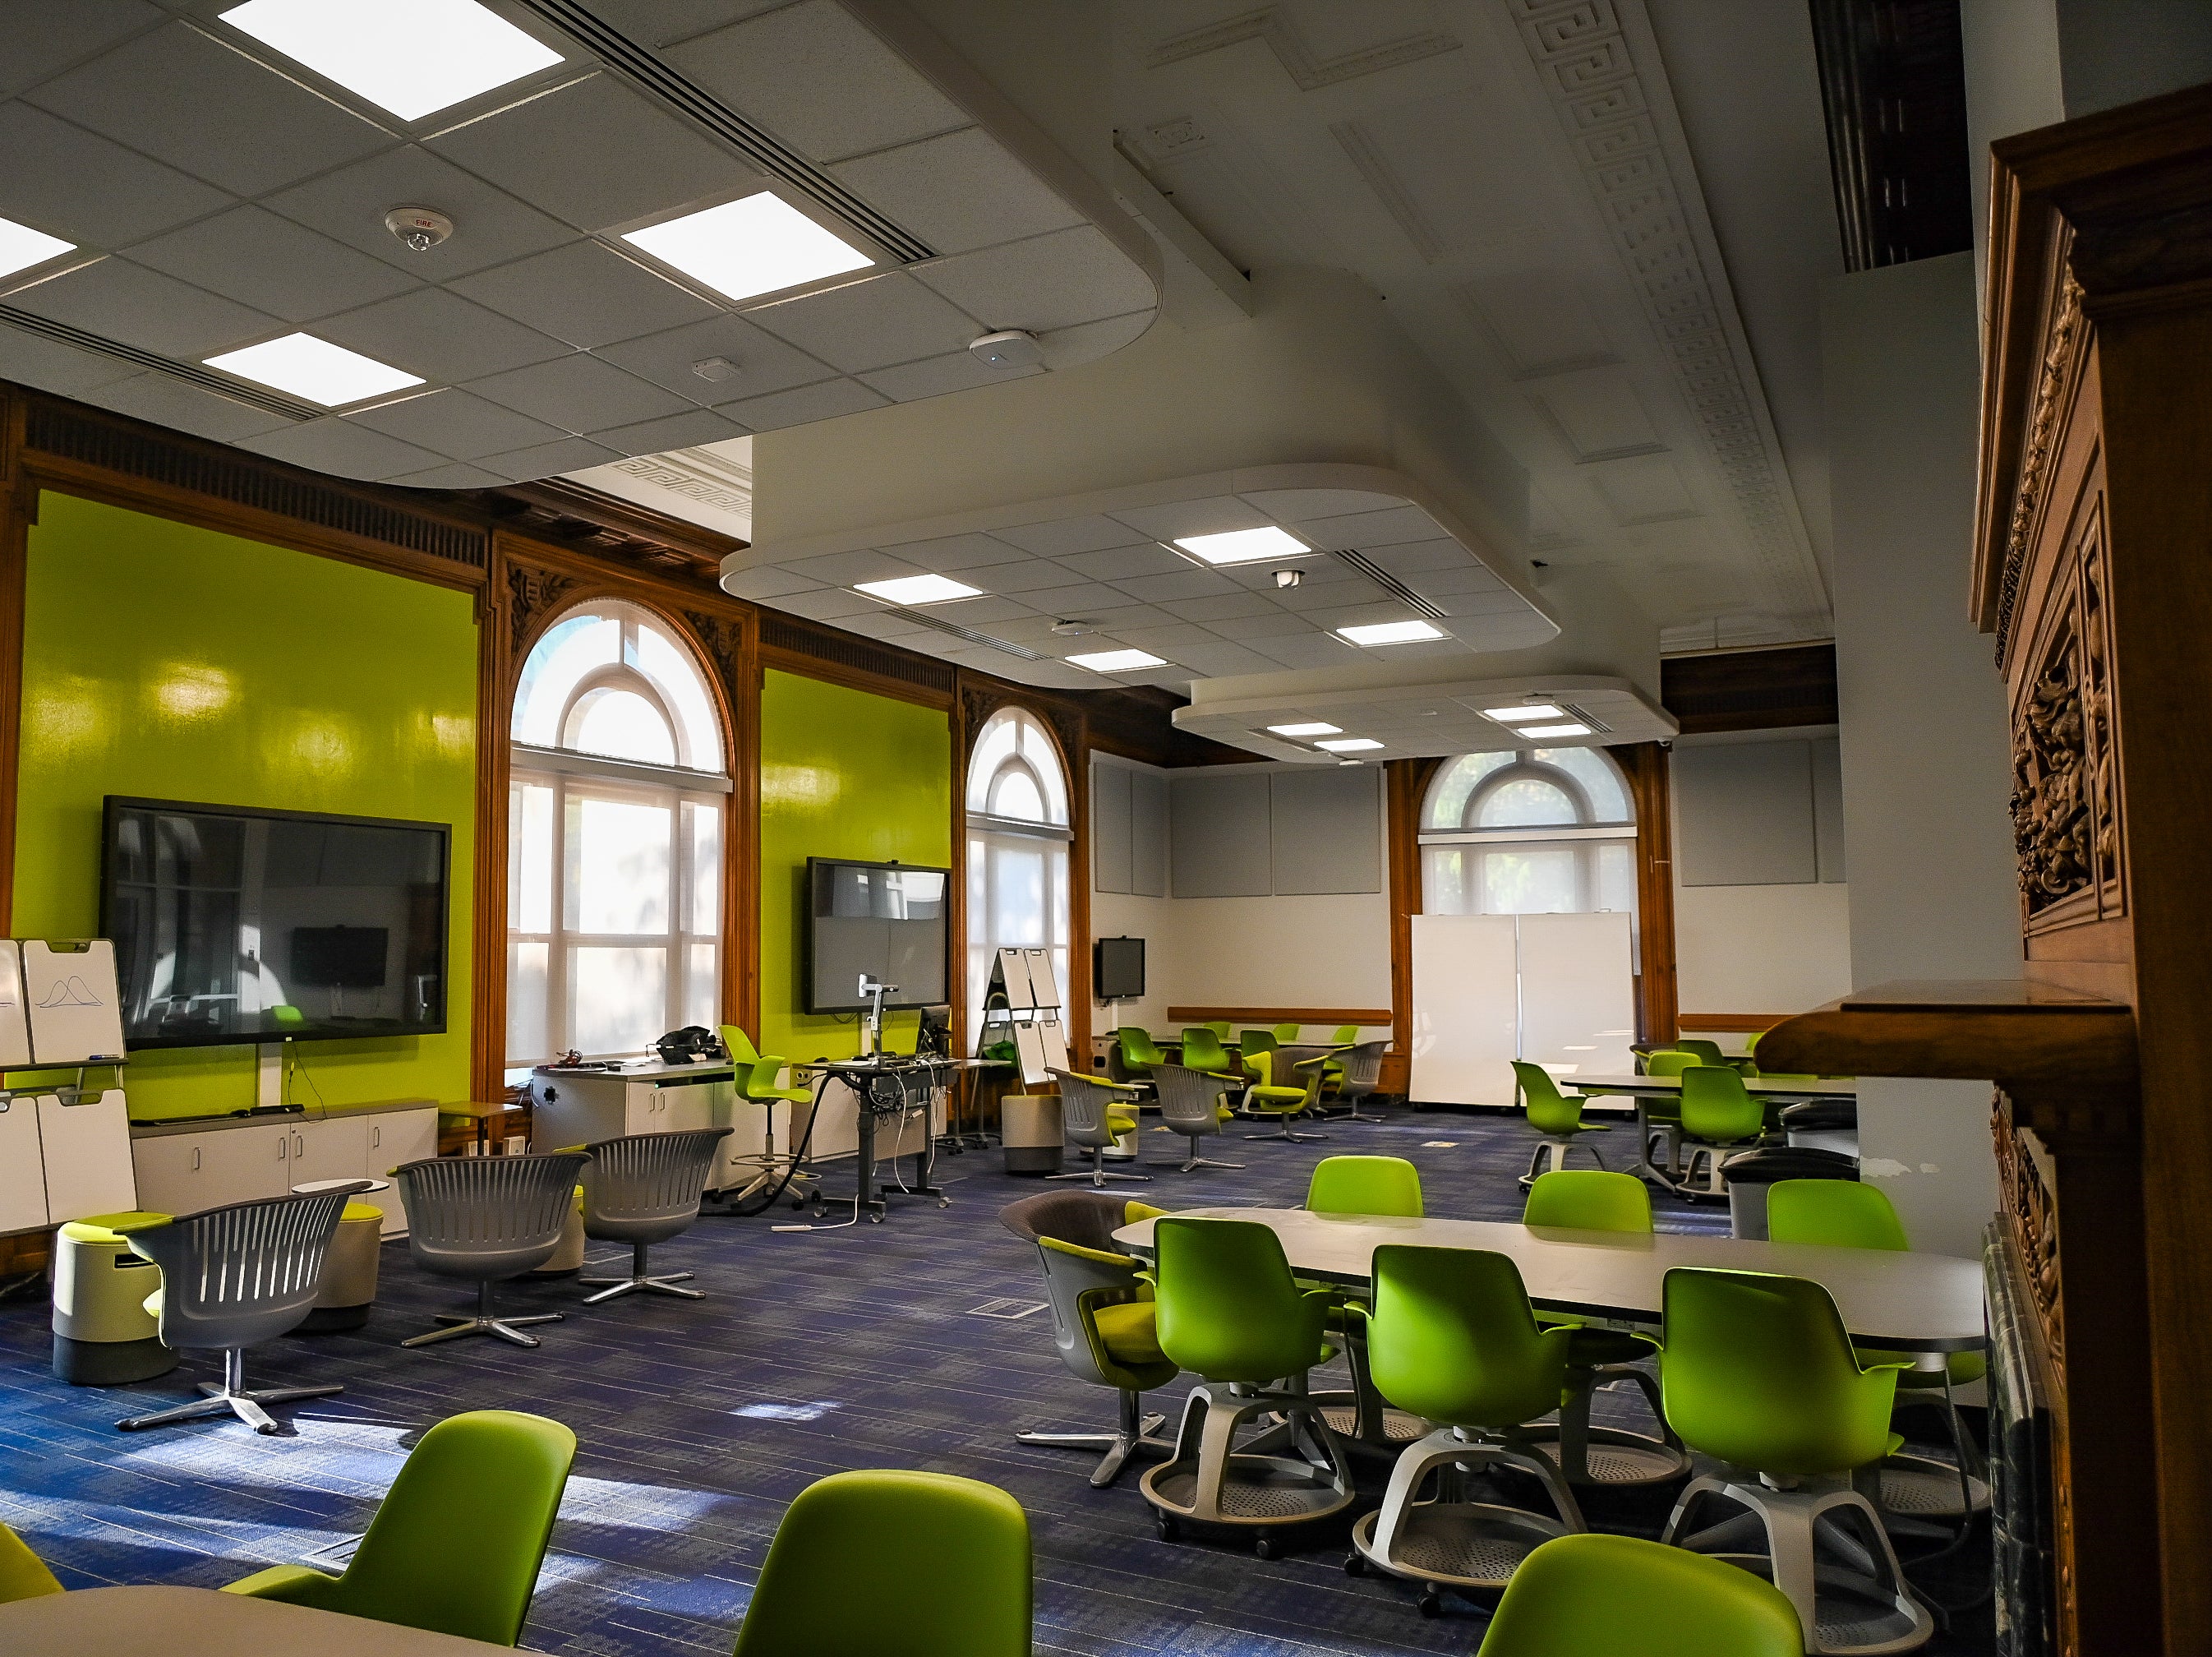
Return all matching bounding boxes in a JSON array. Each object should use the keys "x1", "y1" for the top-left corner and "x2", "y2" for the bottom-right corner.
[
  {"x1": 506, "y1": 600, "x2": 730, "y2": 1072},
  {"x1": 1419, "y1": 746, "x2": 1638, "y2": 938},
  {"x1": 964, "y1": 706, "x2": 1071, "y2": 1048}
]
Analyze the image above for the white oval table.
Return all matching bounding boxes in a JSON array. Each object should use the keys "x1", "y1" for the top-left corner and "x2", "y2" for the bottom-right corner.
[{"x1": 0, "y1": 1585, "x2": 516, "y2": 1657}]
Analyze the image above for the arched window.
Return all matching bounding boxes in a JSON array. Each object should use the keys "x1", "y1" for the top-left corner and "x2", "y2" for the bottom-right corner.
[
  {"x1": 1419, "y1": 747, "x2": 1636, "y2": 927},
  {"x1": 506, "y1": 601, "x2": 730, "y2": 1069},
  {"x1": 965, "y1": 708, "x2": 1071, "y2": 1046}
]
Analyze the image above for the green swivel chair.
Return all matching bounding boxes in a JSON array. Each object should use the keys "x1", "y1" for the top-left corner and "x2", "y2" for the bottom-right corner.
[
  {"x1": 1240, "y1": 1049, "x2": 1329, "y2": 1143},
  {"x1": 1346, "y1": 1246, "x2": 1584, "y2": 1613},
  {"x1": 1675, "y1": 1038, "x2": 1726, "y2": 1065},
  {"x1": 1510, "y1": 1061, "x2": 1612, "y2": 1188},
  {"x1": 1636, "y1": 1048, "x2": 1696, "y2": 1180},
  {"x1": 1139, "y1": 1217, "x2": 1355, "y2": 1552},
  {"x1": 1675, "y1": 1064, "x2": 1767, "y2": 1198},
  {"x1": 1205, "y1": 1019, "x2": 1233, "y2": 1041},
  {"x1": 1115, "y1": 1027, "x2": 1168, "y2": 1080},
  {"x1": 720, "y1": 1025, "x2": 821, "y2": 1210},
  {"x1": 1301, "y1": 1156, "x2": 1426, "y2": 1453},
  {"x1": 1654, "y1": 1268, "x2": 1932, "y2": 1654},
  {"x1": 730, "y1": 1470, "x2": 1031, "y2": 1657},
  {"x1": 999, "y1": 1190, "x2": 1177, "y2": 1487},
  {"x1": 1518, "y1": 1172, "x2": 1689, "y2": 1489},
  {"x1": 1048, "y1": 1070, "x2": 1149, "y2": 1185},
  {"x1": 1237, "y1": 1028, "x2": 1278, "y2": 1082},
  {"x1": 0, "y1": 1523, "x2": 63, "y2": 1602},
  {"x1": 1273, "y1": 1022, "x2": 1302, "y2": 1043},
  {"x1": 1320, "y1": 1023, "x2": 1360, "y2": 1092},
  {"x1": 1472, "y1": 1533, "x2": 1804, "y2": 1657},
  {"x1": 1306, "y1": 1155, "x2": 1422, "y2": 1217},
  {"x1": 226, "y1": 1410, "x2": 577, "y2": 1645},
  {"x1": 1767, "y1": 1179, "x2": 1989, "y2": 1521},
  {"x1": 1177, "y1": 1026, "x2": 1237, "y2": 1077}
]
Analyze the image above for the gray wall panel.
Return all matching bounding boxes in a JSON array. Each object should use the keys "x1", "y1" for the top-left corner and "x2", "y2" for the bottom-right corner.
[
  {"x1": 1270, "y1": 768, "x2": 1381, "y2": 894},
  {"x1": 1170, "y1": 772, "x2": 1272, "y2": 897},
  {"x1": 1091, "y1": 759, "x2": 1132, "y2": 893},
  {"x1": 1811, "y1": 736, "x2": 1847, "y2": 883},
  {"x1": 1675, "y1": 741, "x2": 1818, "y2": 887},
  {"x1": 1131, "y1": 768, "x2": 1168, "y2": 897}
]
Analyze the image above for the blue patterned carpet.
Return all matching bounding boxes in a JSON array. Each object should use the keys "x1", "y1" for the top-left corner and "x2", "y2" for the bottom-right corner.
[{"x1": 0, "y1": 1104, "x2": 1990, "y2": 1655}]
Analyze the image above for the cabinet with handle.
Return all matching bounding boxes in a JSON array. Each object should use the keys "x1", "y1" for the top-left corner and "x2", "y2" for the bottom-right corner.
[
  {"x1": 131, "y1": 1121, "x2": 290, "y2": 1214},
  {"x1": 359, "y1": 1109, "x2": 437, "y2": 1235}
]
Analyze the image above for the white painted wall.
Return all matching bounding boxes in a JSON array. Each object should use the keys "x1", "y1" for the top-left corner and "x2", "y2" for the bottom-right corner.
[
  {"x1": 1823, "y1": 252, "x2": 2020, "y2": 1262},
  {"x1": 1674, "y1": 882, "x2": 1853, "y2": 1019},
  {"x1": 1088, "y1": 888, "x2": 1178, "y2": 1035},
  {"x1": 1152, "y1": 893, "x2": 1393, "y2": 1027}
]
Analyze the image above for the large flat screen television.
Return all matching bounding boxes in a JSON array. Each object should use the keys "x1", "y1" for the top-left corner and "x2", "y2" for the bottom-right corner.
[
  {"x1": 804, "y1": 857, "x2": 949, "y2": 1013},
  {"x1": 100, "y1": 796, "x2": 450, "y2": 1050}
]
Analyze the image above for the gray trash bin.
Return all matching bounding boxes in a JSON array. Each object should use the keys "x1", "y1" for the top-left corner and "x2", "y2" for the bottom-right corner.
[
  {"x1": 1718, "y1": 1146, "x2": 1859, "y2": 1239},
  {"x1": 1780, "y1": 1099, "x2": 1859, "y2": 1157}
]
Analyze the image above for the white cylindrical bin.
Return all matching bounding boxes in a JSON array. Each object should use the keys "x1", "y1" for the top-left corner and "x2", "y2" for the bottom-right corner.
[{"x1": 1000, "y1": 1092, "x2": 1063, "y2": 1175}]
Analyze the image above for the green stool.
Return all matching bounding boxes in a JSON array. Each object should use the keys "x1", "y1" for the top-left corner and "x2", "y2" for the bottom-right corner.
[
  {"x1": 50, "y1": 1212, "x2": 177, "y2": 1385},
  {"x1": 1473, "y1": 1533, "x2": 1803, "y2": 1657}
]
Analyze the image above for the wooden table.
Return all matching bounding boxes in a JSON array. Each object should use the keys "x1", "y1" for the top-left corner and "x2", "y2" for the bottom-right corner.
[
  {"x1": 1114, "y1": 1207, "x2": 1986, "y2": 1354},
  {"x1": 436, "y1": 1097, "x2": 530, "y2": 1156},
  {"x1": 0, "y1": 1585, "x2": 511, "y2": 1657},
  {"x1": 1570, "y1": 1073, "x2": 1859, "y2": 1101}
]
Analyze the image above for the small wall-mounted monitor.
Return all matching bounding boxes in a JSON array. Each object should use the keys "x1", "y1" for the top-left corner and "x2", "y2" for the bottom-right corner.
[
  {"x1": 804, "y1": 857, "x2": 950, "y2": 1013},
  {"x1": 1094, "y1": 935, "x2": 1145, "y2": 1002}
]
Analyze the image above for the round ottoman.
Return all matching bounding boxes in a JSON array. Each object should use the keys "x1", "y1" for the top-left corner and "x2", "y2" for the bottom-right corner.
[
  {"x1": 51, "y1": 1212, "x2": 179, "y2": 1385},
  {"x1": 295, "y1": 1201, "x2": 387, "y2": 1332}
]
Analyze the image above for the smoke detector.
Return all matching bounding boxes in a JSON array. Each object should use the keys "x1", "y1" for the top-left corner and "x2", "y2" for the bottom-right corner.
[
  {"x1": 691, "y1": 356, "x2": 740, "y2": 383},
  {"x1": 969, "y1": 329, "x2": 1044, "y2": 371},
  {"x1": 384, "y1": 206, "x2": 452, "y2": 252},
  {"x1": 1048, "y1": 619, "x2": 1090, "y2": 637}
]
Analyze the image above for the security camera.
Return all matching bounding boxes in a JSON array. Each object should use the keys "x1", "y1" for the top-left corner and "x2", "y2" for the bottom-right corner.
[{"x1": 1274, "y1": 569, "x2": 1303, "y2": 588}]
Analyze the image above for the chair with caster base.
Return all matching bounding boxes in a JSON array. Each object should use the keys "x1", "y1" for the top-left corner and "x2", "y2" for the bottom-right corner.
[
  {"x1": 395, "y1": 1152, "x2": 592, "y2": 1350},
  {"x1": 1634, "y1": 1049, "x2": 1698, "y2": 1182},
  {"x1": 1345, "y1": 1244, "x2": 1584, "y2": 1615},
  {"x1": 1114, "y1": 1027, "x2": 1169, "y2": 1082},
  {"x1": 1301, "y1": 1158, "x2": 1429, "y2": 1456},
  {"x1": 1766, "y1": 1179, "x2": 1990, "y2": 1526},
  {"x1": 1177, "y1": 1026, "x2": 1237, "y2": 1077},
  {"x1": 999, "y1": 1190, "x2": 1177, "y2": 1488},
  {"x1": 1141, "y1": 1216, "x2": 1355, "y2": 1550},
  {"x1": 1150, "y1": 1064, "x2": 1244, "y2": 1173},
  {"x1": 109, "y1": 1184, "x2": 371, "y2": 1435},
  {"x1": 579, "y1": 1128, "x2": 733, "y2": 1304},
  {"x1": 1510, "y1": 1062, "x2": 1612, "y2": 1188},
  {"x1": 1518, "y1": 1171, "x2": 1689, "y2": 1489},
  {"x1": 1675, "y1": 1065, "x2": 1768, "y2": 1199},
  {"x1": 224, "y1": 1410, "x2": 576, "y2": 1645},
  {"x1": 1047, "y1": 1071, "x2": 1150, "y2": 1185},
  {"x1": 1655, "y1": 1267, "x2": 1933, "y2": 1655},
  {"x1": 1240, "y1": 1049, "x2": 1329, "y2": 1143},
  {"x1": 1472, "y1": 1533, "x2": 1804, "y2": 1657}
]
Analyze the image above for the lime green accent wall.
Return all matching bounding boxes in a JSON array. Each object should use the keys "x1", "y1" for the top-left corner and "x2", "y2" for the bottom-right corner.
[
  {"x1": 757, "y1": 668, "x2": 951, "y2": 1062},
  {"x1": 13, "y1": 491, "x2": 477, "y2": 1119}
]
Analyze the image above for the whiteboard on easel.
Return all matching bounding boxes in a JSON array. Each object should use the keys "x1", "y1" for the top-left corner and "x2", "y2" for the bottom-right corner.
[
  {"x1": 0, "y1": 943, "x2": 30, "y2": 1069},
  {"x1": 24, "y1": 940, "x2": 127, "y2": 1064},
  {"x1": 1039, "y1": 1019, "x2": 1069, "y2": 1075},
  {"x1": 1021, "y1": 948, "x2": 1061, "y2": 1009},
  {"x1": 1012, "y1": 1022, "x2": 1048, "y2": 1087},
  {"x1": 995, "y1": 948, "x2": 1035, "y2": 1010}
]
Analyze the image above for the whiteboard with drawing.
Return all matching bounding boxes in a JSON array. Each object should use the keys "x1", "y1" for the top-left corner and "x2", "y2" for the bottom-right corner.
[
  {"x1": 23, "y1": 940, "x2": 127, "y2": 1065},
  {"x1": 0, "y1": 942, "x2": 29, "y2": 1069}
]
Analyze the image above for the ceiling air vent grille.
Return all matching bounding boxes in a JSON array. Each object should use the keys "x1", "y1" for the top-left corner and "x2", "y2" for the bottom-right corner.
[
  {"x1": 1330, "y1": 547, "x2": 1447, "y2": 620},
  {"x1": 0, "y1": 307, "x2": 317, "y2": 421},
  {"x1": 518, "y1": 1, "x2": 935, "y2": 265},
  {"x1": 877, "y1": 606, "x2": 1044, "y2": 660}
]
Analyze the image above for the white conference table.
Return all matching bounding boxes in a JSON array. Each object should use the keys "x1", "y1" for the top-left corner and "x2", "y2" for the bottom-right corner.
[
  {"x1": 1570, "y1": 1073, "x2": 1859, "y2": 1102},
  {"x1": 0, "y1": 1585, "x2": 512, "y2": 1657},
  {"x1": 1114, "y1": 1207, "x2": 1985, "y2": 1354}
]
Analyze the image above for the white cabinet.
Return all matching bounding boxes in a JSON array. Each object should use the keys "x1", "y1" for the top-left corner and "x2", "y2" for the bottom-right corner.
[
  {"x1": 360, "y1": 1109, "x2": 438, "y2": 1236},
  {"x1": 132, "y1": 1120, "x2": 290, "y2": 1215},
  {"x1": 288, "y1": 1116, "x2": 368, "y2": 1189},
  {"x1": 0, "y1": 1097, "x2": 48, "y2": 1233}
]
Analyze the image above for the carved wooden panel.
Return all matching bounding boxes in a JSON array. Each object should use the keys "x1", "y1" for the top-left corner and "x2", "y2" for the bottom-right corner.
[{"x1": 1994, "y1": 1096, "x2": 2063, "y2": 1373}]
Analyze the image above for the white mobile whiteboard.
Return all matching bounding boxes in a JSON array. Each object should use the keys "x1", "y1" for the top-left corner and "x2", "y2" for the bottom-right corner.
[
  {"x1": 1516, "y1": 912, "x2": 1637, "y2": 1081},
  {"x1": 0, "y1": 942, "x2": 30, "y2": 1069},
  {"x1": 24, "y1": 941, "x2": 126, "y2": 1065},
  {"x1": 1409, "y1": 914, "x2": 1518, "y2": 1107}
]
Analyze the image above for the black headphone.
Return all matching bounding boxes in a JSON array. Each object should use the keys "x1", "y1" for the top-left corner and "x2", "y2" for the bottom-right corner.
[{"x1": 655, "y1": 1026, "x2": 726, "y2": 1065}]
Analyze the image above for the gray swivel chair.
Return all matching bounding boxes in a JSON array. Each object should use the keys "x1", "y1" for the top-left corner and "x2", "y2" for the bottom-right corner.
[
  {"x1": 579, "y1": 1128, "x2": 732, "y2": 1304},
  {"x1": 1325, "y1": 1041, "x2": 1389, "y2": 1123},
  {"x1": 1047, "y1": 1070, "x2": 1150, "y2": 1186},
  {"x1": 1000, "y1": 1190, "x2": 1177, "y2": 1487},
  {"x1": 113, "y1": 1184, "x2": 372, "y2": 1434},
  {"x1": 395, "y1": 1152, "x2": 591, "y2": 1350},
  {"x1": 1150, "y1": 1064, "x2": 1244, "y2": 1174}
]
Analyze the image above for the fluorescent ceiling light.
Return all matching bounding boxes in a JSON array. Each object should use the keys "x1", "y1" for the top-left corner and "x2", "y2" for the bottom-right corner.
[
  {"x1": 1173, "y1": 526, "x2": 1311, "y2": 565},
  {"x1": 1483, "y1": 703, "x2": 1566, "y2": 722},
  {"x1": 1316, "y1": 737, "x2": 1383, "y2": 752},
  {"x1": 221, "y1": 0, "x2": 561, "y2": 122},
  {"x1": 1068, "y1": 648, "x2": 1167, "y2": 672},
  {"x1": 1520, "y1": 722, "x2": 1593, "y2": 738},
  {"x1": 1268, "y1": 722, "x2": 1340, "y2": 737},
  {"x1": 204, "y1": 333, "x2": 422, "y2": 407},
  {"x1": 1337, "y1": 619, "x2": 1445, "y2": 647},
  {"x1": 855, "y1": 574, "x2": 980, "y2": 605},
  {"x1": 624, "y1": 193, "x2": 873, "y2": 304},
  {"x1": 0, "y1": 216, "x2": 74, "y2": 281}
]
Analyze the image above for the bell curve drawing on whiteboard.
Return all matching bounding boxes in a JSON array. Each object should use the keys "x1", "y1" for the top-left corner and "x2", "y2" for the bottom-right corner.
[
  {"x1": 0, "y1": 941, "x2": 30, "y2": 1069},
  {"x1": 23, "y1": 940, "x2": 127, "y2": 1064}
]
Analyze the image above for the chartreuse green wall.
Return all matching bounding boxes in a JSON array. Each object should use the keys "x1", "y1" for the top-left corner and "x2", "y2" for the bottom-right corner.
[
  {"x1": 12, "y1": 491, "x2": 477, "y2": 1120},
  {"x1": 756, "y1": 667, "x2": 951, "y2": 1065}
]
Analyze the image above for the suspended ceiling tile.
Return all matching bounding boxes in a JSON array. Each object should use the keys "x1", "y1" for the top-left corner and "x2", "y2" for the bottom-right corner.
[
  {"x1": 720, "y1": 565, "x2": 827, "y2": 602},
  {"x1": 1168, "y1": 639, "x2": 1283, "y2": 677},
  {"x1": 1436, "y1": 587, "x2": 1542, "y2": 617},
  {"x1": 1108, "y1": 622, "x2": 1226, "y2": 651},
  {"x1": 881, "y1": 532, "x2": 1031, "y2": 571},
  {"x1": 1107, "y1": 495, "x2": 1265, "y2": 543},
  {"x1": 264, "y1": 147, "x2": 576, "y2": 281},
  {"x1": 1016, "y1": 579, "x2": 1141, "y2": 616},
  {"x1": 930, "y1": 594, "x2": 1030, "y2": 626},
  {"x1": 425, "y1": 73, "x2": 755, "y2": 235},
  {"x1": 475, "y1": 436, "x2": 622, "y2": 481},
  {"x1": 714, "y1": 375, "x2": 887, "y2": 432},
  {"x1": 789, "y1": 587, "x2": 889, "y2": 620},
  {"x1": 0, "y1": 102, "x2": 233, "y2": 247},
  {"x1": 1417, "y1": 562, "x2": 1518, "y2": 596},
  {"x1": 993, "y1": 515, "x2": 1153, "y2": 557},
  {"x1": 0, "y1": 0, "x2": 162, "y2": 98},
  {"x1": 0, "y1": 323, "x2": 140, "y2": 397},
  {"x1": 315, "y1": 287, "x2": 570, "y2": 383},
  {"x1": 913, "y1": 226, "x2": 1159, "y2": 334},
  {"x1": 388, "y1": 462, "x2": 509, "y2": 490},
  {"x1": 858, "y1": 350, "x2": 1038, "y2": 402},
  {"x1": 1078, "y1": 602, "x2": 1173, "y2": 630},
  {"x1": 666, "y1": 0, "x2": 970, "y2": 164},
  {"x1": 747, "y1": 272, "x2": 980, "y2": 374},
  {"x1": 786, "y1": 547, "x2": 927, "y2": 587},
  {"x1": 1288, "y1": 504, "x2": 1445, "y2": 548},
  {"x1": 1110, "y1": 569, "x2": 1242, "y2": 604},
  {"x1": 1035, "y1": 308, "x2": 1154, "y2": 367},
  {"x1": 345, "y1": 388, "x2": 568, "y2": 462},
  {"x1": 78, "y1": 372, "x2": 293, "y2": 442},
  {"x1": 127, "y1": 205, "x2": 420, "y2": 325},
  {"x1": 961, "y1": 559, "x2": 1083, "y2": 596},
  {"x1": 1168, "y1": 591, "x2": 1281, "y2": 623},
  {"x1": 10, "y1": 257, "x2": 279, "y2": 360},
  {"x1": 240, "y1": 418, "x2": 445, "y2": 482},
  {"x1": 1208, "y1": 611, "x2": 1325, "y2": 641},
  {"x1": 1057, "y1": 544, "x2": 1187, "y2": 583},
  {"x1": 598, "y1": 312, "x2": 836, "y2": 404},
  {"x1": 452, "y1": 241, "x2": 719, "y2": 350},
  {"x1": 28, "y1": 22, "x2": 392, "y2": 197},
  {"x1": 577, "y1": 0, "x2": 793, "y2": 48},
  {"x1": 1366, "y1": 537, "x2": 1478, "y2": 576},
  {"x1": 1253, "y1": 635, "x2": 1354, "y2": 669},
  {"x1": 1237, "y1": 487, "x2": 1405, "y2": 520},
  {"x1": 829, "y1": 126, "x2": 1083, "y2": 256},
  {"x1": 468, "y1": 353, "x2": 694, "y2": 432},
  {"x1": 585, "y1": 407, "x2": 751, "y2": 453}
]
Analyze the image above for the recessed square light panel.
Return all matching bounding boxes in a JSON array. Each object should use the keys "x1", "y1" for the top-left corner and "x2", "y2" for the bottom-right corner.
[
  {"x1": 624, "y1": 194, "x2": 877, "y2": 306},
  {"x1": 221, "y1": 0, "x2": 563, "y2": 122},
  {"x1": 0, "y1": 216, "x2": 75, "y2": 283},
  {"x1": 1069, "y1": 649, "x2": 1167, "y2": 672},
  {"x1": 1174, "y1": 526, "x2": 1311, "y2": 566},
  {"x1": 1338, "y1": 620, "x2": 1446, "y2": 647},
  {"x1": 1315, "y1": 737, "x2": 1383, "y2": 752},
  {"x1": 855, "y1": 574, "x2": 980, "y2": 605},
  {"x1": 1267, "y1": 722, "x2": 1340, "y2": 736},
  {"x1": 1518, "y1": 722, "x2": 1592, "y2": 738},
  {"x1": 1482, "y1": 704, "x2": 1566, "y2": 723},
  {"x1": 205, "y1": 334, "x2": 424, "y2": 408}
]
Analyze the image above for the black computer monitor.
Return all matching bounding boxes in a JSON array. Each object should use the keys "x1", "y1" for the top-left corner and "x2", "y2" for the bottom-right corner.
[
  {"x1": 916, "y1": 1004, "x2": 952, "y2": 1058},
  {"x1": 1094, "y1": 936, "x2": 1145, "y2": 1002}
]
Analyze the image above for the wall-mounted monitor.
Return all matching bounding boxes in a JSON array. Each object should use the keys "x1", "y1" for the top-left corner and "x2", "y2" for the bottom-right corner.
[
  {"x1": 804, "y1": 858, "x2": 949, "y2": 1013},
  {"x1": 100, "y1": 796, "x2": 449, "y2": 1050},
  {"x1": 1094, "y1": 935, "x2": 1145, "y2": 1002}
]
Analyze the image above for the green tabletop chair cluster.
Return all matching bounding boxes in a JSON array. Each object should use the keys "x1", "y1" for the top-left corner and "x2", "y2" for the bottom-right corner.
[{"x1": 1114, "y1": 1027, "x2": 1169, "y2": 1081}]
